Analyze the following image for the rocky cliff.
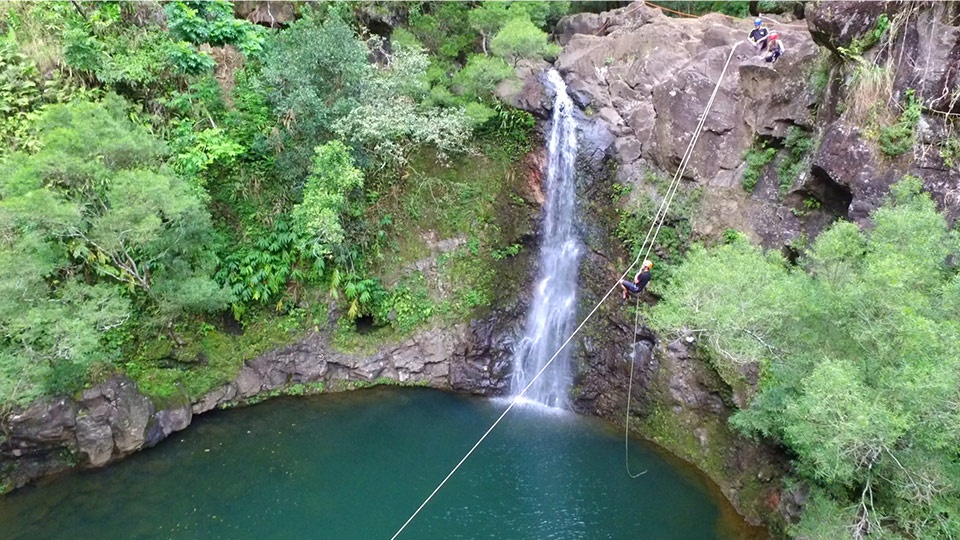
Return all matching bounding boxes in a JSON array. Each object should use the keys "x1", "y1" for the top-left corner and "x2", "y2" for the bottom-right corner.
[{"x1": 499, "y1": 0, "x2": 958, "y2": 531}]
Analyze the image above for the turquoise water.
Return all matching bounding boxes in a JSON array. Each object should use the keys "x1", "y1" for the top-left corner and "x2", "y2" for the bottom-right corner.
[{"x1": 0, "y1": 388, "x2": 766, "y2": 539}]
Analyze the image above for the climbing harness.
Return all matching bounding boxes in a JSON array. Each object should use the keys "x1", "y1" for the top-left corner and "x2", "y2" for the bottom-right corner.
[{"x1": 390, "y1": 41, "x2": 741, "y2": 540}]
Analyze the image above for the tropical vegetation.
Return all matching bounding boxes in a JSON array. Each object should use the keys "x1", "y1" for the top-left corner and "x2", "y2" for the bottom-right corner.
[
  {"x1": 652, "y1": 178, "x2": 960, "y2": 538},
  {"x1": 0, "y1": 0, "x2": 567, "y2": 405}
]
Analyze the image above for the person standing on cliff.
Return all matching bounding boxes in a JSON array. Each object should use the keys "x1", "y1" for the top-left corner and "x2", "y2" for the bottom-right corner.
[
  {"x1": 748, "y1": 17, "x2": 769, "y2": 53},
  {"x1": 764, "y1": 32, "x2": 785, "y2": 63},
  {"x1": 620, "y1": 260, "x2": 653, "y2": 302}
]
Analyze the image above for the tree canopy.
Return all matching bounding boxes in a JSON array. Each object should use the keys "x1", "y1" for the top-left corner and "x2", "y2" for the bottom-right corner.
[
  {"x1": 651, "y1": 178, "x2": 960, "y2": 538},
  {"x1": 0, "y1": 96, "x2": 231, "y2": 403}
]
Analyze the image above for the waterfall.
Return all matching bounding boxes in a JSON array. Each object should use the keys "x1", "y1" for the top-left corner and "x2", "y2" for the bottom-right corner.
[{"x1": 510, "y1": 70, "x2": 581, "y2": 409}]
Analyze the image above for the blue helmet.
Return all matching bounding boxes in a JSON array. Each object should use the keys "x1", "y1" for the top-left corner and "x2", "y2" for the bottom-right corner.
[{"x1": 754, "y1": 18, "x2": 763, "y2": 26}]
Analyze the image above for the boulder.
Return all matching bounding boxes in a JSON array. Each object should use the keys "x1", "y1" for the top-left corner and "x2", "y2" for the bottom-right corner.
[
  {"x1": 804, "y1": 0, "x2": 900, "y2": 54},
  {"x1": 495, "y1": 61, "x2": 552, "y2": 119},
  {"x1": 555, "y1": 11, "x2": 605, "y2": 46},
  {"x1": 78, "y1": 376, "x2": 154, "y2": 457},
  {"x1": 146, "y1": 406, "x2": 192, "y2": 448},
  {"x1": 232, "y1": 1, "x2": 296, "y2": 28},
  {"x1": 75, "y1": 415, "x2": 114, "y2": 467}
]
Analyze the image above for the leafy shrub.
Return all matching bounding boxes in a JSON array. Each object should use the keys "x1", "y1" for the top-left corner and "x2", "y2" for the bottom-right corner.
[
  {"x1": 164, "y1": 0, "x2": 266, "y2": 55},
  {"x1": 878, "y1": 89, "x2": 921, "y2": 157},
  {"x1": 0, "y1": 40, "x2": 48, "y2": 154},
  {"x1": 477, "y1": 101, "x2": 535, "y2": 157},
  {"x1": 293, "y1": 141, "x2": 365, "y2": 257},
  {"x1": 616, "y1": 173, "x2": 700, "y2": 264},
  {"x1": 941, "y1": 136, "x2": 960, "y2": 169},
  {"x1": 378, "y1": 273, "x2": 434, "y2": 333},
  {"x1": 490, "y1": 17, "x2": 561, "y2": 64},
  {"x1": 741, "y1": 143, "x2": 777, "y2": 192},
  {"x1": 776, "y1": 126, "x2": 814, "y2": 194},
  {"x1": 453, "y1": 54, "x2": 514, "y2": 101},
  {"x1": 216, "y1": 218, "x2": 321, "y2": 320}
]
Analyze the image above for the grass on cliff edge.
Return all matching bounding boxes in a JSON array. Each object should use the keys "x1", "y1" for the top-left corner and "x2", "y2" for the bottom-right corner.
[{"x1": 123, "y1": 309, "x2": 317, "y2": 402}]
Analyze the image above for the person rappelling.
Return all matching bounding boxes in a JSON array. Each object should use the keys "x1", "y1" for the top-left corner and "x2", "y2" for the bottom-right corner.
[
  {"x1": 620, "y1": 260, "x2": 653, "y2": 302},
  {"x1": 764, "y1": 32, "x2": 784, "y2": 63},
  {"x1": 748, "y1": 17, "x2": 769, "y2": 53}
]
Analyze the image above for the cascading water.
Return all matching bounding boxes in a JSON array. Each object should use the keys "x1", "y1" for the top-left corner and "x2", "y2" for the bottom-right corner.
[{"x1": 510, "y1": 70, "x2": 581, "y2": 409}]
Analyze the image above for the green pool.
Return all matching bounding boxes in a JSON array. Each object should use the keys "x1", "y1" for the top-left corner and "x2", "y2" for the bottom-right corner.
[{"x1": 0, "y1": 387, "x2": 767, "y2": 539}]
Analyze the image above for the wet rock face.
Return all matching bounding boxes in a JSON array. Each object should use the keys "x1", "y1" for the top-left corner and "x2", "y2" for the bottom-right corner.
[
  {"x1": 1, "y1": 377, "x2": 165, "y2": 489},
  {"x1": 897, "y1": 6, "x2": 960, "y2": 115},
  {"x1": 800, "y1": 1, "x2": 960, "y2": 223}
]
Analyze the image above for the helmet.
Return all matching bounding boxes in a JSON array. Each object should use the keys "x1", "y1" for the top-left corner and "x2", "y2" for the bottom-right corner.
[
  {"x1": 769, "y1": 32, "x2": 779, "y2": 40},
  {"x1": 754, "y1": 18, "x2": 763, "y2": 26},
  {"x1": 642, "y1": 260, "x2": 653, "y2": 269}
]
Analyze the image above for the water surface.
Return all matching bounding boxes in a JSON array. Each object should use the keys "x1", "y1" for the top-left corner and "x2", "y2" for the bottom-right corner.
[{"x1": 0, "y1": 388, "x2": 766, "y2": 539}]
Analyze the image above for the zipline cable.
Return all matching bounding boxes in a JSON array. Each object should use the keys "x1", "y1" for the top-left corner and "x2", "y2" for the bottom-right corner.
[
  {"x1": 391, "y1": 41, "x2": 741, "y2": 540},
  {"x1": 623, "y1": 41, "x2": 741, "y2": 476}
]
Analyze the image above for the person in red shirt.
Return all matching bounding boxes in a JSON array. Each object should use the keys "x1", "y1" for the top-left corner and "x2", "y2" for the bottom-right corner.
[{"x1": 765, "y1": 32, "x2": 785, "y2": 63}]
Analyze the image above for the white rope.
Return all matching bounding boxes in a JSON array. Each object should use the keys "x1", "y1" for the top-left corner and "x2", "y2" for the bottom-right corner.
[
  {"x1": 624, "y1": 295, "x2": 648, "y2": 478},
  {"x1": 391, "y1": 41, "x2": 742, "y2": 540},
  {"x1": 623, "y1": 41, "x2": 741, "y2": 476}
]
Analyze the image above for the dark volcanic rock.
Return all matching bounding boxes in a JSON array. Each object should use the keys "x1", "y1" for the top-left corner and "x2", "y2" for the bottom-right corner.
[
  {"x1": 495, "y1": 61, "x2": 553, "y2": 119},
  {"x1": 804, "y1": 0, "x2": 900, "y2": 53},
  {"x1": 549, "y1": 4, "x2": 827, "y2": 252}
]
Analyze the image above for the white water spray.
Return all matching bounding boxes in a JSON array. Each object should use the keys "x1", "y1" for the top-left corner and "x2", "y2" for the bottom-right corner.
[{"x1": 510, "y1": 70, "x2": 581, "y2": 408}]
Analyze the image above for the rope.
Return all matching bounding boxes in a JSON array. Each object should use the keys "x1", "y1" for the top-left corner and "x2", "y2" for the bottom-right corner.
[
  {"x1": 622, "y1": 41, "x2": 740, "y2": 476},
  {"x1": 390, "y1": 41, "x2": 742, "y2": 540},
  {"x1": 644, "y1": 1, "x2": 698, "y2": 19},
  {"x1": 624, "y1": 296, "x2": 647, "y2": 478},
  {"x1": 390, "y1": 264, "x2": 640, "y2": 540}
]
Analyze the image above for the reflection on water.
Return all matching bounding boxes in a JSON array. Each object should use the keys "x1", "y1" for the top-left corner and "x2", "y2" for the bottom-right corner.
[{"x1": 0, "y1": 387, "x2": 767, "y2": 540}]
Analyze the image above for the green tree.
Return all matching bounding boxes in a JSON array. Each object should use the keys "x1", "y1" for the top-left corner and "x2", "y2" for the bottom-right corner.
[
  {"x1": 468, "y1": 2, "x2": 512, "y2": 54},
  {"x1": 453, "y1": 54, "x2": 514, "y2": 101},
  {"x1": 468, "y1": 0, "x2": 571, "y2": 52},
  {"x1": 261, "y1": 13, "x2": 372, "y2": 182},
  {"x1": 651, "y1": 178, "x2": 960, "y2": 538},
  {"x1": 490, "y1": 17, "x2": 561, "y2": 65},
  {"x1": 293, "y1": 141, "x2": 364, "y2": 257},
  {"x1": 332, "y1": 41, "x2": 472, "y2": 170},
  {"x1": 407, "y1": 2, "x2": 474, "y2": 60},
  {"x1": 514, "y1": 1, "x2": 571, "y2": 29},
  {"x1": 0, "y1": 96, "x2": 232, "y2": 403}
]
